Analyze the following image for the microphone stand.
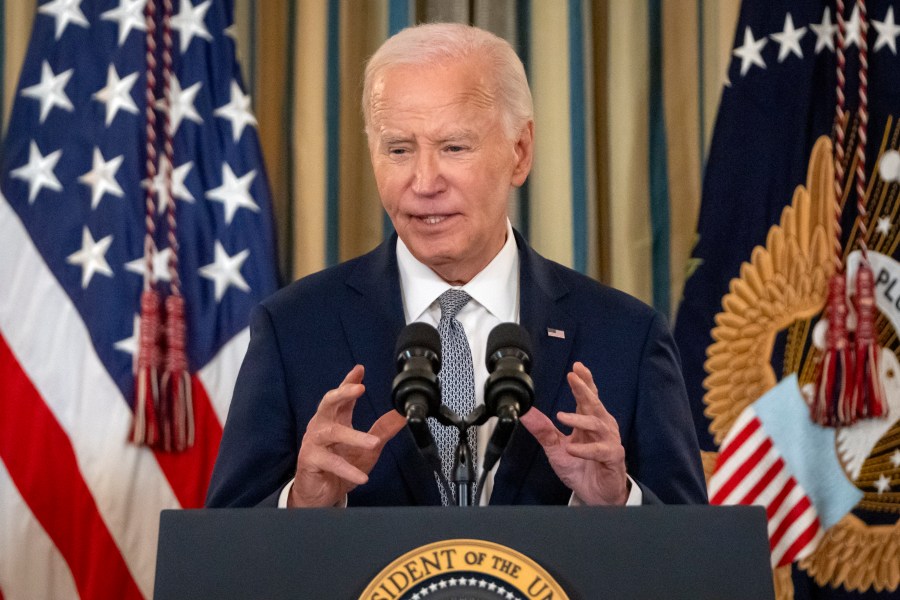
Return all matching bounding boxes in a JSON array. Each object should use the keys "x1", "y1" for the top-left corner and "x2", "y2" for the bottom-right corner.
[
  {"x1": 434, "y1": 405, "x2": 475, "y2": 506},
  {"x1": 431, "y1": 405, "x2": 501, "y2": 507},
  {"x1": 453, "y1": 405, "x2": 491, "y2": 507},
  {"x1": 453, "y1": 439, "x2": 475, "y2": 507}
]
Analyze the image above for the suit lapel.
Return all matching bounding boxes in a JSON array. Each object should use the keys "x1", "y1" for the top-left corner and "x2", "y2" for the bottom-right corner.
[
  {"x1": 490, "y1": 232, "x2": 576, "y2": 504},
  {"x1": 341, "y1": 236, "x2": 439, "y2": 505}
]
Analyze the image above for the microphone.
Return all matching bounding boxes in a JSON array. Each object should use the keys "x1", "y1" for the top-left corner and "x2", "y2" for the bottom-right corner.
[
  {"x1": 484, "y1": 323, "x2": 535, "y2": 422},
  {"x1": 480, "y1": 323, "x2": 535, "y2": 483},
  {"x1": 392, "y1": 322, "x2": 442, "y2": 427},
  {"x1": 392, "y1": 323, "x2": 448, "y2": 497}
]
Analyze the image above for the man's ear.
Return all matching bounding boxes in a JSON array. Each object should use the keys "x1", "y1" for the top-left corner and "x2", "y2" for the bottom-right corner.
[{"x1": 511, "y1": 120, "x2": 534, "y2": 187}]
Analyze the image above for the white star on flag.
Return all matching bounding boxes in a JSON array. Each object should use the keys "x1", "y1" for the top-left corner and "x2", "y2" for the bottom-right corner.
[
  {"x1": 733, "y1": 27, "x2": 767, "y2": 76},
  {"x1": 125, "y1": 247, "x2": 173, "y2": 283},
  {"x1": 114, "y1": 314, "x2": 141, "y2": 372},
  {"x1": 873, "y1": 7, "x2": 900, "y2": 54},
  {"x1": 214, "y1": 81, "x2": 258, "y2": 142},
  {"x1": 78, "y1": 148, "x2": 125, "y2": 209},
  {"x1": 155, "y1": 76, "x2": 203, "y2": 134},
  {"x1": 876, "y1": 216, "x2": 892, "y2": 236},
  {"x1": 66, "y1": 227, "x2": 114, "y2": 288},
  {"x1": 101, "y1": 0, "x2": 148, "y2": 46},
  {"x1": 205, "y1": 164, "x2": 259, "y2": 224},
  {"x1": 199, "y1": 241, "x2": 251, "y2": 302},
  {"x1": 141, "y1": 158, "x2": 196, "y2": 213},
  {"x1": 20, "y1": 61, "x2": 74, "y2": 123},
  {"x1": 10, "y1": 141, "x2": 63, "y2": 204},
  {"x1": 770, "y1": 13, "x2": 806, "y2": 62},
  {"x1": 171, "y1": 0, "x2": 213, "y2": 53},
  {"x1": 811, "y1": 7, "x2": 837, "y2": 54},
  {"x1": 93, "y1": 65, "x2": 140, "y2": 126},
  {"x1": 874, "y1": 473, "x2": 891, "y2": 494},
  {"x1": 890, "y1": 449, "x2": 900, "y2": 469},
  {"x1": 38, "y1": 0, "x2": 89, "y2": 40},
  {"x1": 844, "y1": 5, "x2": 863, "y2": 48}
]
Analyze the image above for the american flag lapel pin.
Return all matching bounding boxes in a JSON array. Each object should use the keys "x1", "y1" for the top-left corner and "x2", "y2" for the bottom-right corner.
[{"x1": 547, "y1": 327, "x2": 565, "y2": 339}]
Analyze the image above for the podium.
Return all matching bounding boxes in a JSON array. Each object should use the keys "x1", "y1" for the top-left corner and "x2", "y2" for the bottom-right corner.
[{"x1": 154, "y1": 505, "x2": 773, "y2": 599}]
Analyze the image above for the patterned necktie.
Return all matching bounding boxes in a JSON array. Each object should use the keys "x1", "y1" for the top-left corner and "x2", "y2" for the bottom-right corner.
[{"x1": 433, "y1": 289, "x2": 477, "y2": 505}]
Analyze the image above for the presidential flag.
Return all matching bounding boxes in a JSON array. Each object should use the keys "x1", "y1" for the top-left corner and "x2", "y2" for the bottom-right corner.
[
  {"x1": 674, "y1": 0, "x2": 900, "y2": 596},
  {"x1": 0, "y1": 1, "x2": 278, "y2": 598}
]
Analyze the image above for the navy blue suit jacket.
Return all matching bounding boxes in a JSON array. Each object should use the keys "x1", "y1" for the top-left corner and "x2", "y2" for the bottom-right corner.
[{"x1": 206, "y1": 232, "x2": 707, "y2": 507}]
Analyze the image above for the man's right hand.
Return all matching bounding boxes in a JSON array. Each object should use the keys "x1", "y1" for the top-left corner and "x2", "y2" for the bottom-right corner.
[{"x1": 288, "y1": 365, "x2": 407, "y2": 507}]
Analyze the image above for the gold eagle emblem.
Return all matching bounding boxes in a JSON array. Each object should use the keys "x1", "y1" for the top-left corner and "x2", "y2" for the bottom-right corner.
[{"x1": 703, "y1": 136, "x2": 900, "y2": 597}]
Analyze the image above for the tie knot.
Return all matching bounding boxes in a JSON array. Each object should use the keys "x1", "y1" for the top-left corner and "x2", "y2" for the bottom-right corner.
[{"x1": 438, "y1": 289, "x2": 471, "y2": 320}]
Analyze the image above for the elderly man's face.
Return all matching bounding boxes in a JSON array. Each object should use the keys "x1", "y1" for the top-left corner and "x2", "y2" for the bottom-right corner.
[{"x1": 368, "y1": 58, "x2": 533, "y2": 285}]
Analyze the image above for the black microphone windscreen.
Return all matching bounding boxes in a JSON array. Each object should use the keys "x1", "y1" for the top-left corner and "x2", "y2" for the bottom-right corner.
[
  {"x1": 395, "y1": 322, "x2": 441, "y2": 359},
  {"x1": 486, "y1": 323, "x2": 532, "y2": 368}
]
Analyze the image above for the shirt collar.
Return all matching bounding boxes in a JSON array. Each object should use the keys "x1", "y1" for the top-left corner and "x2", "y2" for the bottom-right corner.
[{"x1": 397, "y1": 220, "x2": 519, "y2": 323}]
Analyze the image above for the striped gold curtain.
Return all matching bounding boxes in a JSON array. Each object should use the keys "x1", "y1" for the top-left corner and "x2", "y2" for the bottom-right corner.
[{"x1": 1, "y1": 0, "x2": 741, "y2": 318}]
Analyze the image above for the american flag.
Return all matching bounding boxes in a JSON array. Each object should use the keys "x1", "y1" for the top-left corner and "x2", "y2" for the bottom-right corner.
[
  {"x1": 708, "y1": 375, "x2": 863, "y2": 567},
  {"x1": 0, "y1": 1, "x2": 278, "y2": 598}
]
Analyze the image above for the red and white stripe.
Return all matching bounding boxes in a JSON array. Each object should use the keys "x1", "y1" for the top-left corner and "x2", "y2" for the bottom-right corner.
[
  {"x1": 0, "y1": 460, "x2": 77, "y2": 599},
  {"x1": 709, "y1": 408, "x2": 824, "y2": 567},
  {"x1": 0, "y1": 195, "x2": 247, "y2": 599}
]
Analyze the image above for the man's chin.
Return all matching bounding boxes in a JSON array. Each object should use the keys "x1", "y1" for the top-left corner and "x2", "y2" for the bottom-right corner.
[
  {"x1": 400, "y1": 231, "x2": 460, "y2": 264},
  {"x1": 411, "y1": 249, "x2": 458, "y2": 271},
  {"x1": 404, "y1": 245, "x2": 470, "y2": 281}
]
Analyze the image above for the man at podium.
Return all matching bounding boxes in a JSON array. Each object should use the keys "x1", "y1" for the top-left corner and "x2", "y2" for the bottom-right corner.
[{"x1": 206, "y1": 23, "x2": 707, "y2": 510}]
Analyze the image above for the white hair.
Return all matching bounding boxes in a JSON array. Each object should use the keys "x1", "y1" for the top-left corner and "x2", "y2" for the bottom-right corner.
[{"x1": 363, "y1": 22, "x2": 533, "y2": 139}]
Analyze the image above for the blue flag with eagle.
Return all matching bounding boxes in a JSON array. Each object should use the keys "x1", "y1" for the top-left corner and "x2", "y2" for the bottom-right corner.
[
  {"x1": 0, "y1": 0, "x2": 278, "y2": 597},
  {"x1": 674, "y1": 0, "x2": 900, "y2": 596}
]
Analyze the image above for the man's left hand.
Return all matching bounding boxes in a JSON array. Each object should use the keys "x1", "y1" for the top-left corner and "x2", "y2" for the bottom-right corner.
[{"x1": 519, "y1": 361, "x2": 628, "y2": 505}]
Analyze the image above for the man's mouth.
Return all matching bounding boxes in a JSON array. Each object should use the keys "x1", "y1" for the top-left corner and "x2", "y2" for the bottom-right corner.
[{"x1": 420, "y1": 215, "x2": 449, "y2": 225}]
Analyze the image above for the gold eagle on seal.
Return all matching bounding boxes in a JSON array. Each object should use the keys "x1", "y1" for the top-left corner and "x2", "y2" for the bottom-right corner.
[{"x1": 703, "y1": 135, "x2": 900, "y2": 598}]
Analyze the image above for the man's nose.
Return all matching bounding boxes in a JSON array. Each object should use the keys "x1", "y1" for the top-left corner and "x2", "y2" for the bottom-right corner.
[{"x1": 411, "y1": 152, "x2": 446, "y2": 196}]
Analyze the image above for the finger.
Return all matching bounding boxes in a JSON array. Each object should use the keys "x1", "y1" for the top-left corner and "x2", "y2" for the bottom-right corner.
[
  {"x1": 342, "y1": 364, "x2": 365, "y2": 385},
  {"x1": 307, "y1": 422, "x2": 379, "y2": 450},
  {"x1": 565, "y1": 440, "x2": 625, "y2": 464},
  {"x1": 556, "y1": 411, "x2": 605, "y2": 434},
  {"x1": 368, "y1": 410, "x2": 407, "y2": 445},
  {"x1": 302, "y1": 445, "x2": 370, "y2": 486},
  {"x1": 566, "y1": 371, "x2": 608, "y2": 418},
  {"x1": 557, "y1": 410, "x2": 621, "y2": 448},
  {"x1": 520, "y1": 407, "x2": 563, "y2": 449},
  {"x1": 316, "y1": 385, "x2": 366, "y2": 421},
  {"x1": 317, "y1": 368, "x2": 367, "y2": 417},
  {"x1": 572, "y1": 362, "x2": 599, "y2": 395}
]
